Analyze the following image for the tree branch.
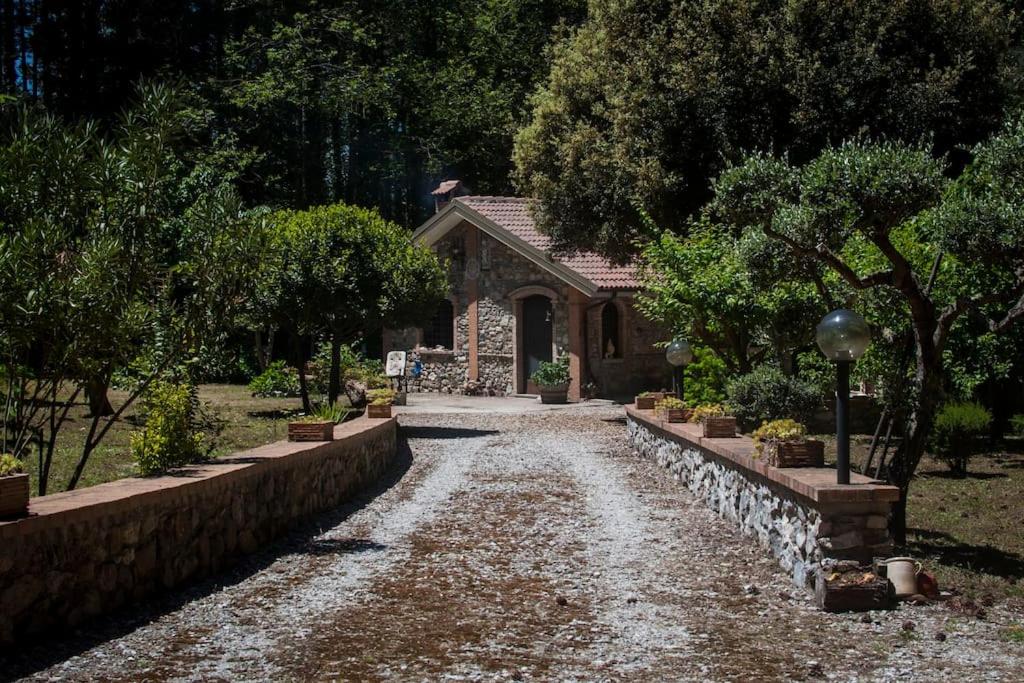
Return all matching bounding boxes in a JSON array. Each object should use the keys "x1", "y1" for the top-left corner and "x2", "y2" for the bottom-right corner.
[{"x1": 762, "y1": 225, "x2": 894, "y2": 291}]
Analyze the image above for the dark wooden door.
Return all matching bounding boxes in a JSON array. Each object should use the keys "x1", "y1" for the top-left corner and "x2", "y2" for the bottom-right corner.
[{"x1": 522, "y1": 295, "x2": 553, "y2": 393}]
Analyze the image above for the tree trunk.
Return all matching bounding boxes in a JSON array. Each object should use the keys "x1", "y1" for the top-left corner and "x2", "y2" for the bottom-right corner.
[
  {"x1": 886, "y1": 356, "x2": 943, "y2": 545},
  {"x1": 86, "y1": 376, "x2": 114, "y2": 417},
  {"x1": 253, "y1": 330, "x2": 269, "y2": 373},
  {"x1": 294, "y1": 335, "x2": 311, "y2": 413},
  {"x1": 328, "y1": 335, "x2": 341, "y2": 406}
]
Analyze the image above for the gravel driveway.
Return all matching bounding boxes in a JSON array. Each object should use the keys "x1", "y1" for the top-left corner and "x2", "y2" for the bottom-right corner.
[{"x1": 2, "y1": 407, "x2": 1022, "y2": 682}]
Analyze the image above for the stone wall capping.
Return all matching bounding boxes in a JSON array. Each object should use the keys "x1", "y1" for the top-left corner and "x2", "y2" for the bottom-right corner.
[{"x1": 626, "y1": 405, "x2": 899, "y2": 505}]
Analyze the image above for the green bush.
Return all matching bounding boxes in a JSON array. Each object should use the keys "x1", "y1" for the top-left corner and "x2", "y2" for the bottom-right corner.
[
  {"x1": 248, "y1": 360, "x2": 301, "y2": 398},
  {"x1": 930, "y1": 401, "x2": 992, "y2": 476},
  {"x1": 309, "y1": 343, "x2": 387, "y2": 399},
  {"x1": 1009, "y1": 413, "x2": 1024, "y2": 437},
  {"x1": 726, "y1": 365, "x2": 823, "y2": 430},
  {"x1": 130, "y1": 381, "x2": 205, "y2": 476},
  {"x1": 530, "y1": 358, "x2": 570, "y2": 387},
  {"x1": 683, "y1": 347, "x2": 729, "y2": 405},
  {"x1": 0, "y1": 453, "x2": 25, "y2": 477}
]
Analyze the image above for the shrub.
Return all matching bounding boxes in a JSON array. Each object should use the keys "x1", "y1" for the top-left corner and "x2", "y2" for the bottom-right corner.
[
  {"x1": 683, "y1": 347, "x2": 729, "y2": 405},
  {"x1": 655, "y1": 396, "x2": 687, "y2": 411},
  {"x1": 930, "y1": 401, "x2": 991, "y2": 476},
  {"x1": 1009, "y1": 413, "x2": 1024, "y2": 437},
  {"x1": 248, "y1": 360, "x2": 301, "y2": 398},
  {"x1": 130, "y1": 381, "x2": 205, "y2": 476},
  {"x1": 689, "y1": 403, "x2": 727, "y2": 423},
  {"x1": 752, "y1": 419, "x2": 808, "y2": 454},
  {"x1": 309, "y1": 402, "x2": 350, "y2": 423},
  {"x1": 530, "y1": 358, "x2": 570, "y2": 387},
  {"x1": 726, "y1": 365, "x2": 822, "y2": 429},
  {"x1": 367, "y1": 388, "x2": 397, "y2": 406},
  {"x1": 0, "y1": 453, "x2": 25, "y2": 477}
]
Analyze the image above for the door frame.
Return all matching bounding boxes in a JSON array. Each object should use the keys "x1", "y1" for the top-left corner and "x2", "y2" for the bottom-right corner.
[{"x1": 509, "y1": 285, "x2": 561, "y2": 394}]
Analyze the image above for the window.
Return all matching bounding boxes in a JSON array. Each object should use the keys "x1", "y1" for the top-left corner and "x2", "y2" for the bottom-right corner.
[
  {"x1": 601, "y1": 302, "x2": 621, "y2": 358},
  {"x1": 423, "y1": 299, "x2": 455, "y2": 349}
]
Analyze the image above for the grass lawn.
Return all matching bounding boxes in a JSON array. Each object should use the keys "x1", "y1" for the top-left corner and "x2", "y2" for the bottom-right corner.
[
  {"x1": 818, "y1": 434, "x2": 1024, "y2": 609},
  {"x1": 29, "y1": 384, "x2": 307, "y2": 495}
]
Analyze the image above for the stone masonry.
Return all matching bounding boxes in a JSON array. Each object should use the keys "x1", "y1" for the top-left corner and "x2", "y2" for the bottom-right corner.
[
  {"x1": 626, "y1": 407, "x2": 897, "y2": 588},
  {"x1": 0, "y1": 417, "x2": 397, "y2": 646}
]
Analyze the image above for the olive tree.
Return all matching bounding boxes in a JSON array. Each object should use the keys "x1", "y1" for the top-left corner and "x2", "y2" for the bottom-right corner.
[{"x1": 712, "y1": 118, "x2": 1024, "y2": 541}]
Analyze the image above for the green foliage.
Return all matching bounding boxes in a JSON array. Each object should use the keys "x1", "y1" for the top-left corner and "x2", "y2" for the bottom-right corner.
[
  {"x1": 752, "y1": 419, "x2": 809, "y2": 452},
  {"x1": 681, "y1": 346, "x2": 730, "y2": 405},
  {"x1": 529, "y1": 358, "x2": 570, "y2": 387},
  {"x1": 655, "y1": 397, "x2": 687, "y2": 411},
  {"x1": 726, "y1": 366, "x2": 823, "y2": 429},
  {"x1": 688, "y1": 404, "x2": 728, "y2": 423},
  {"x1": 309, "y1": 342, "x2": 387, "y2": 398},
  {"x1": 130, "y1": 382, "x2": 205, "y2": 476},
  {"x1": 930, "y1": 402, "x2": 992, "y2": 475},
  {"x1": 367, "y1": 388, "x2": 397, "y2": 406},
  {"x1": 248, "y1": 361, "x2": 301, "y2": 398},
  {"x1": 514, "y1": 0, "x2": 1017, "y2": 261},
  {"x1": 1010, "y1": 414, "x2": 1024, "y2": 437},
  {"x1": 310, "y1": 403, "x2": 351, "y2": 424},
  {"x1": 0, "y1": 454, "x2": 25, "y2": 477}
]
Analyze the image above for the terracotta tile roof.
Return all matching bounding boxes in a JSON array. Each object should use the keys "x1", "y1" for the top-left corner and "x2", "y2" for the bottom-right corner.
[{"x1": 456, "y1": 196, "x2": 639, "y2": 290}]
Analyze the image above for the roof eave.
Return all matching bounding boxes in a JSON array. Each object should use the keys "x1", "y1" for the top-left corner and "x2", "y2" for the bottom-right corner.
[{"x1": 413, "y1": 201, "x2": 600, "y2": 297}]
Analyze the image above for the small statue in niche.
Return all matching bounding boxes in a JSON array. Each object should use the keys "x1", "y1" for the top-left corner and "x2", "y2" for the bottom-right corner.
[{"x1": 604, "y1": 338, "x2": 616, "y2": 358}]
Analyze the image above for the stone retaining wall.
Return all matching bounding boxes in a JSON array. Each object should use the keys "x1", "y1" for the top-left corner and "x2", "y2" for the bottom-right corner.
[
  {"x1": 626, "y1": 407, "x2": 898, "y2": 588},
  {"x1": 0, "y1": 417, "x2": 397, "y2": 646}
]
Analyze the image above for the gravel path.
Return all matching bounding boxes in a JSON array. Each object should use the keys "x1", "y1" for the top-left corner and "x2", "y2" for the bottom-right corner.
[{"x1": 3, "y1": 407, "x2": 1022, "y2": 682}]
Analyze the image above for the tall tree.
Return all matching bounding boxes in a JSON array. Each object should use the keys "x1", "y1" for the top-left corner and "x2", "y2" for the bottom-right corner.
[
  {"x1": 712, "y1": 119, "x2": 1024, "y2": 541},
  {"x1": 514, "y1": 0, "x2": 1018, "y2": 261}
]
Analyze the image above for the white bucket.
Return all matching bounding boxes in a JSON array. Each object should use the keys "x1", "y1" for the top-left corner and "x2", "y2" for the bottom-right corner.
[{"x1": 881, "y1": 557, "x2": 921, "y2": 597}]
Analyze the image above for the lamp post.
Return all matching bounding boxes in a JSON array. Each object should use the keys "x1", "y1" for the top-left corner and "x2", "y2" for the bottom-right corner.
[
  {"x1": 665, "y1": 338, "x2": 693, "y2": 403},
  {"x1": 816, "y1": 309, "x2": 871, "y2": 485}
]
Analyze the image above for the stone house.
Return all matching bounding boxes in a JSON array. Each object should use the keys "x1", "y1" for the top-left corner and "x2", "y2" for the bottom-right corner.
[{"x1": 384, "y1": 181, "x2": 670, "y2": 401}]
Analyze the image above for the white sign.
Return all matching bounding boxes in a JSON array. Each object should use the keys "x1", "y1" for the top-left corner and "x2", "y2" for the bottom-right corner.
[{"x1": 385, "y1": 351, "x2": 407, "y2": 377}]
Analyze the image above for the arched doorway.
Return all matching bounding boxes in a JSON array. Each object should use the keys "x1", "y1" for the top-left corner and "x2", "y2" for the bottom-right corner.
[{"x1": 521, "y1": 294, "x2": 553, "y2": 393}]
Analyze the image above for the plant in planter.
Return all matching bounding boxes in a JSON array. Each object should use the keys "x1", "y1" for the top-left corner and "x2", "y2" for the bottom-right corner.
[
  {"x1": 752, "y1": 419, "x2": 824, "y2": 468},
  {"x1": 530, "y1": 358, "x2": 571, "y2": 404},
  {"x1": 689, "y1": 403, "x2": 737, "y2": 438},
  {"x1": 0, "y1": 453, "x2": 29, "y2": 518},
  {"x1": 655, "y1": 396, "x2": 691, "y2": 423},
  {"x1": 289, "y1": 403, "x2": 349, "y2": 442},
  {"x1": 635, "y1": 391, "x2": 666, "y2": 410},
  {"x1": 366, "y1": 388, "x2": 397, "y2": 418}
]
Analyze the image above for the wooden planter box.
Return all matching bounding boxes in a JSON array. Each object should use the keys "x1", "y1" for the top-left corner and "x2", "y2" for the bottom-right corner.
[
  {"x1": 367, "y1": 403, "x2": 393, "y2": 419},
  {"x1": 702, "y1": 416, "x2": 737, "y2": 438},
  {"x1": 636, "y1": 393, "x2": 665, "y2": 410},
  {"x1": 762, "y1": 439, "x2": 825, "y2": 468},
  {"x1": 288, "y1": 421, "x2": 334, "y2": 442},
  {"x1": 659, "y1": 407, "x2": 692, "y2": 423},
  {"x1": 0, "y1": 473, "x2": 30, "y2": 518}
]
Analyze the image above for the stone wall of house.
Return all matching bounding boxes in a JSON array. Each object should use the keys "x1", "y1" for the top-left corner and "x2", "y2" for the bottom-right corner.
[
  {"x1": 394, "y1": 225, "x2": 572, "y2": 395},
  {"x1": 0, "y1": 417, "x2": 397, "y2": 646},
  {"x1": 626, "y1": 409, "x2": 896, "y2": 588},
  {"x1": 587, "y1": 297, "x2": 669, "y2": 398}
]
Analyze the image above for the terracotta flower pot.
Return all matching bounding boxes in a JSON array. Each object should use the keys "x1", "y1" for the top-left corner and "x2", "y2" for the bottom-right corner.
[
  {"x1": 702, "y1": 416, "x2": 737, "y2": 438},
  {"x1": 538, "y1": 383, "x2": 569, "y2": 405},
  {"x1": 0, "y1": 473, "x2": 30, "y2": 519},
  {"x1": 762, "y1": 439, "x2": 825, "y2": 468},
  {"x1": 288, "y1": 421, "x2": 335, "y2": 442},
  {"x1": 367, "y1": 404, "x2": 393, "y2": 419}
]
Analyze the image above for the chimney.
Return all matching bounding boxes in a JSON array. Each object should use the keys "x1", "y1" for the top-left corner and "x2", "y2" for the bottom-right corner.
[{"x1": 431, "y1": 179, "x2": 467, "y2": 212}]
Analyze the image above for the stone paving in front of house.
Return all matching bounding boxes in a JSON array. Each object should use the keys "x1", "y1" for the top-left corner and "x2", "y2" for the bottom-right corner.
[{"x1": 2, "y1": 407, "x2": 1021, "y2": 682}]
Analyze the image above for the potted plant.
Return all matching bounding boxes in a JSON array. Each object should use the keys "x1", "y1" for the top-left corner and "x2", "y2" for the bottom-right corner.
[
  {"x1": 635, "y1": 391, "x2": 666, "y2": 411},
  {"x1": 288, "y1": 402, "x2": 348, "y2": 442},
  {"x1": 366, "y1": 388, "x2": 397, "y2": 418},
  {"x1": 752, "y1": 419, "x2": 824, "y2": 467},
  {"x1": 0, "y1": 453, "x2": 29, "y2": 518},
  {"x1": 530, "y1": 358, "x2": 571, "y2": 404},
  {"x1": 655, "y1": 396, "x2": 691, "y2": 423},
  {"x1": 689, "y1": 403, "x2": 737, "y2": 438}
]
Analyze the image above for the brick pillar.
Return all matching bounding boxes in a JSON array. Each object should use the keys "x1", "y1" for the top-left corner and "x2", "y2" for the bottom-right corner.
[
  {"x1": 466, "y1": 226, "x2": 480, "y2": 381},
  {"x1": 568, "y1": 289, "x2": 587, "y2": 401}
]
